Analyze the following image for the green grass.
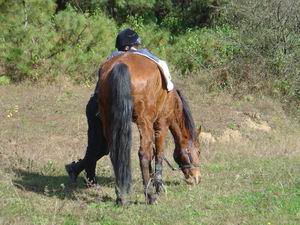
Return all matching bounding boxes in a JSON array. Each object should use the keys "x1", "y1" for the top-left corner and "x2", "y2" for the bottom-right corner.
[
  {"x1": 1, "y1": 156, "x2": 299, "y2": 224},
  {"x1": 0, "y1": 84, "x2": 299, "y2": 224}
]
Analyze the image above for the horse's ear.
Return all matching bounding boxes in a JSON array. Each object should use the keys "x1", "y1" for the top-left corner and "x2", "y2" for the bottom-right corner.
[{"x1": 197, "y1": 126, "x2": 202, "y2": 138}]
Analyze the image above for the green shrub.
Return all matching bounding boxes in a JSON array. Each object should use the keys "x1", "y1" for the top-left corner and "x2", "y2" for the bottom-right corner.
[
  {"x1": 168, "y1": 25, "x2": 240, "y2": 74},
  {"x1": 0, "y1": 0, "x2": 57, "y2": 81},
  {"x1": 121, "y1": 16, "x2": 170, "y2": 59},
  {"x1": 0, "y1": 0, "x2": 299, "y2": 117},
  {"x1": 0, "y1": 76, "x2": 10, "y2": 85},
  {"x1": 221, "y1": 0, "x2": 300, "y2": 115},
  {"x1": 0, "y1": 1, "x2": 117, "y2": 83},
  {"x1": 52, "y1": 7, "x2": 117, "y2": 82}
]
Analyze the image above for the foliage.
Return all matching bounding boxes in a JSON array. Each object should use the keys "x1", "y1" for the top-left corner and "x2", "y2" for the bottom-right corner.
[
  {"x1": 222, "y1": 0, "x2": 300, "y2": 114},
  {"x1": 52, "y1": 7, "x2": 117, "y2": 82},
  {"x1": 168, "y1": 25, "x2": 240, "y2": 74},
  {"x1": 0, "y1": 76, "x2": 10, "y2": 85},
  {"x1": 0, "y1": 0, "x2": 299, "y2": 115},
  {"x1": 0, "y1": 0, "x2": 56, "y2": 81},
  {"x1": 64, "y1": 0, "x2": 220, "y2": 29},
  {"x1": 122, "y1": 16, "x2": 170, "y2": 59},
  {"x1": 0, "y1": 0, "x2": 117, "y2": 82}
]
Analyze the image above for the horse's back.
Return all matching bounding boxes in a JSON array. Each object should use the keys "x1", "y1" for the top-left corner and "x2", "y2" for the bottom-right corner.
[
  {"x1": 100, "y1": 53, "x2": 162, "y2": 92},
  {"x1": 99, "y1": 53, "x2": 169, "y2": 122}
]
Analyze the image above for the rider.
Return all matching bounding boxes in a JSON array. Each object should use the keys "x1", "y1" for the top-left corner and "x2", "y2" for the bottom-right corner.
[{"x1": 65, "y1": 28, "x2": 173, "y2": 186}]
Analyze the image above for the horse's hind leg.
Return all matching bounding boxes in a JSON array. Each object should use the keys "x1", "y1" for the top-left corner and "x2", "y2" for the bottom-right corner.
[
  {"x1": 137, "y1": 120, "x2": 157, "y2": 204},
  {"x1": 154, "y1": 120, "x2": 168, "y2": 194}
]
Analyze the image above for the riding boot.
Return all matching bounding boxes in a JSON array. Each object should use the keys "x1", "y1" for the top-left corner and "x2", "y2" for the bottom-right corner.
[{"x1": 65, "y1": 159, "x2": 85, "y2": 184}]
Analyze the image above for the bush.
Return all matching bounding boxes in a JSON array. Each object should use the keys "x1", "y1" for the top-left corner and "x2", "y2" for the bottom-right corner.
[
  {"x1": 52, "y1": 7, "x2": 117, "y2": 82},
  {"x1": 222, "y1": 0, "x2": 300, "y2": 114},
  {"x1": 0, "y1": 0, "x2": 57, "y2": 81},
  {"x1": 0, "y1": 1, "x2": 117, "y2": 83},
  {"x1": 123, "y1": 16, "x2": 170, "y2": 59},
  {"x1": 0, "y1": 76, "x2": 10, "y2": 85},
  {"x1": 0, "y1": 0, "x2": 299, "y2": 117},
  {"x1": 168, "y1": 25, "x2": 240, "y2": 74}
]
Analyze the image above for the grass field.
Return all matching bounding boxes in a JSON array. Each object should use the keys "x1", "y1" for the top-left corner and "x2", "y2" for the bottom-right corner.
[{"x1": 0, "y1": 79, "x2": 299, "y2": 225}]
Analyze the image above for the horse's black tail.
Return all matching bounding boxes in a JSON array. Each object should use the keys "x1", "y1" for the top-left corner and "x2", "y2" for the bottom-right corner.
[{"x1": 108, "y1": 63, "x2": 132, "y2": 195}]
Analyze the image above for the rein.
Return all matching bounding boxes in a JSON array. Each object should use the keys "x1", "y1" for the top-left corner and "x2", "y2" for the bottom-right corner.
[
  {"x1": 164, "y1": 154, "x2": 200, "y2": 171},
  {"x1": 163, "y1": 156, "x2": 179, "y2": 171},
  {"x1": 164, "y1": 140, "x2": 200, "y2": 171},
  {"x1": 177, "y1": 148, "x2": 200, "y2": 170}
]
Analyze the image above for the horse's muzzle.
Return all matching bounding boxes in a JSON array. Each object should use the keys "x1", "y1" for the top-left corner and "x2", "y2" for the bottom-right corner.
[{"x1": 184, "y1": 173, "x2": 201, "y2": 185}]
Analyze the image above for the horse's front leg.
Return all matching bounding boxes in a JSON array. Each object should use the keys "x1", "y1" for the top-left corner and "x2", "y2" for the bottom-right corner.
[
  {"x1": 137, "y1": 121, "x2": 157, "y2": 204},
  {"x1": 154, "y1": 120, "x2": 168, "y2": 195}
]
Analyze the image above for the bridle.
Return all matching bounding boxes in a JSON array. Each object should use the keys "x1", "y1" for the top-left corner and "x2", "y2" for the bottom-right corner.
[{"x1": 165, "y1": 140, "x2": 200, "y2": 171}]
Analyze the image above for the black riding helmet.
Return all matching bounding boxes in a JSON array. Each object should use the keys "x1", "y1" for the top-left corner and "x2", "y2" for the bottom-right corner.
[{"x1": 115, "y1": 28, "x2": 141, "y2": 51}]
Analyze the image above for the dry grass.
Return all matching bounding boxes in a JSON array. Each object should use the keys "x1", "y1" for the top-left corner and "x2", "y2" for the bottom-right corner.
[{"x1": 0, "y1": 81, "x2": 299, "y2": 225}]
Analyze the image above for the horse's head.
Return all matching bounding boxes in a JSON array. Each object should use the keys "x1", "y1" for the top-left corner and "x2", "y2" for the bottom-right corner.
[{"x1": 173, "y1": 128, "x2": 201, "y2": 185}]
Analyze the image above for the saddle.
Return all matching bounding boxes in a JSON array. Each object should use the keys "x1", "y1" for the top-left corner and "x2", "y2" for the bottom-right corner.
[{"x1": 108, "y1": 49, "x2": 174, "y2": 91}]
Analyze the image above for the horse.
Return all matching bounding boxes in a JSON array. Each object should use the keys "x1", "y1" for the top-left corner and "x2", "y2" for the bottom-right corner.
[{"x1": 97, "y1": 53, "x2": 201, "y2": 205}]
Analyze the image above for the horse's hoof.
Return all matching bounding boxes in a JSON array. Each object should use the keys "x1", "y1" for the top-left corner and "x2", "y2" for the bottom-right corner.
[
  {"x1": 84, "y1": 177, "x2": 98, "y2": 188},
  {"x1": 155, "y1": 182, "x2": 164, "y2": 195},
  {"x1": 116, "y1": 197, "x2": 126, "y2": 206},
  {"x1": 147, "y1": 194, "x2": 158, "y2": 204}
]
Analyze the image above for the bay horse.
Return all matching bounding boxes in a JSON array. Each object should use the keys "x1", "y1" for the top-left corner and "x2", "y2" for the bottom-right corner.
[{"x1": 98, "y1": 53, "x2": 201, "y2": 205}]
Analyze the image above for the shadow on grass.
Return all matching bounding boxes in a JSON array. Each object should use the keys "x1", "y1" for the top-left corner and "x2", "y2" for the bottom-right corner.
[
  {"x1": 164, "y1": 180, "x2": 181, "y2": 186},
  {"x1": 12, "y1": 168, "x2": 115, "y2": 201},
  {"x1": 12, "y1": 168, "x2": 184, "y2": 205}
]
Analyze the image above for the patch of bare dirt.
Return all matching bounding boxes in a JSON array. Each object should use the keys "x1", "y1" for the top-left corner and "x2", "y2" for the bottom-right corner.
[
  {"x1": 242, "y1": 117, "x2": 271, "y2": 132},
  {"x1": 0, "y1": 82, "x2": 299, "y2": 172},
  {"x1": 204, "y1": 113, "x2": 272, "y2": 144},
  {"x1": 200, "y1": 132, "x2": 216, "y2": 145},
  {"x1": 217, "y1": 129, "x2": 242, "y2": 143}
]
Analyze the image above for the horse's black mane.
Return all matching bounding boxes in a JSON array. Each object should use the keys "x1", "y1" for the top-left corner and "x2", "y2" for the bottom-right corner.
[{"x1": 176, "y1": 89, "x2": 197, "y2": 140}]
